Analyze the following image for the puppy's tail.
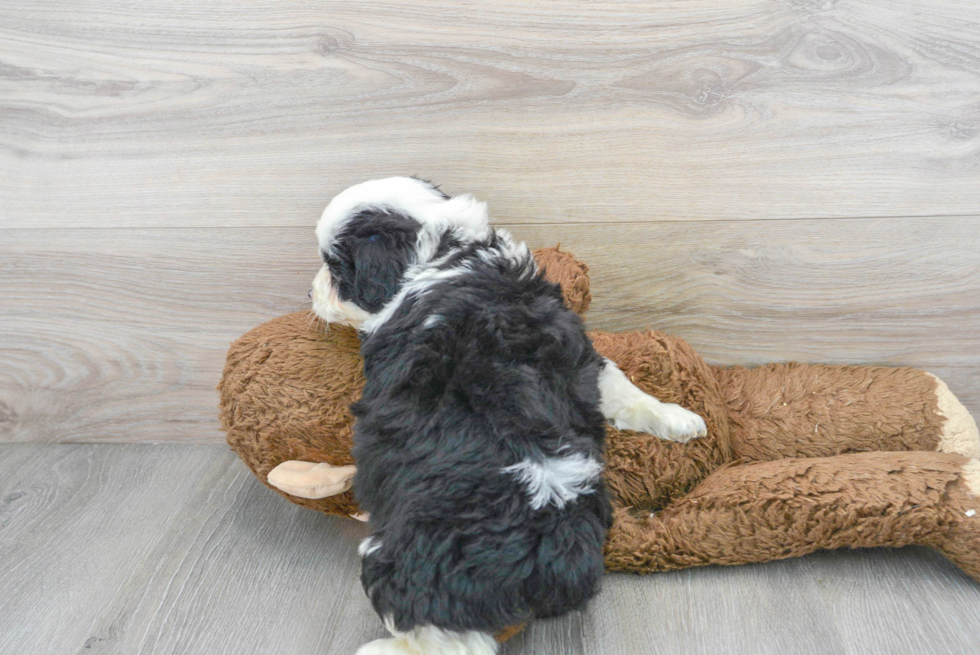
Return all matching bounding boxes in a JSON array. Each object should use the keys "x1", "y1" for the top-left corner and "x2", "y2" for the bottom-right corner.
[{"x1": 356, "y1": 620, "x2": 498, "y2": 655}]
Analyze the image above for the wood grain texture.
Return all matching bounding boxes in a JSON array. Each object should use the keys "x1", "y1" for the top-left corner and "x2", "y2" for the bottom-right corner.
[
  {"x1": 2, "y1": 0, "x2": 980, "y2": 228},
  {"x1": 2, "y1": 217, "x2": 978, "y2": 443},
  {"x1": 0, "y1": 443, "x2": 374, "y2": 655},
  {"x1": 586, "y1": 549, "x2": 980, "y2": 655},
  {"x1": 807, "y1": 547, "x2": 980, "y2": 654},
  {"x1": 0, "y1": 444, "x2": 239, "y2": 652},
  {"x1": 586, "y1": 561, "x2": 848, "y2": 655},
  {"x1": 1, "y1": 443, "x2": 978, "y2": 655}
]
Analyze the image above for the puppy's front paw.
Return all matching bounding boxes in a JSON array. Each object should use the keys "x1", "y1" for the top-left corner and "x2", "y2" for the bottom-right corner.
[
  {"x1": 356, "y1": 638, "x2": 412, "y2": 655},
  {"x1": 613, "y1": 400, "x2": 707, "y2": 443},
  {"x1": 654, "y1": 403, "x2": 708, "y2": 442}
]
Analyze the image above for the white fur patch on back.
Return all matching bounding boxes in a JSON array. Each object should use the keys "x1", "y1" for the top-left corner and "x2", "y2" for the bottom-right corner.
[
  {"x1": 355, "y1": 618, "x2": 498, "y2": 655},
  {"x1": 359, "y1": 536, "x2": 382, "y2": 557},
  {"x1": 502, "y1": 453, "x2": 603, "y2": 510}
]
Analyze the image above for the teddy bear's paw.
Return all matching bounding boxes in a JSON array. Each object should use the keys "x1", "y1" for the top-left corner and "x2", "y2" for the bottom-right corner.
[
  {"x1": 266, "y1": 461, "x2": 356, "y2": 499},
  {"x1": 613, "y1": 400, "x2": 707, "y2": 443}
]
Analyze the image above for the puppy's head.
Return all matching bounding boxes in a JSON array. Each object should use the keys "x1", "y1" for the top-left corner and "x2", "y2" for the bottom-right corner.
[{"x1": 311, "y1": 177, "x2": 489, "y2": 329}]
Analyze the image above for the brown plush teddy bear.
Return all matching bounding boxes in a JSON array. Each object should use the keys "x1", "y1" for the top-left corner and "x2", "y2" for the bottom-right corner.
[{"x1": 218, "y1": 247, "x2": 980, "y2": 586}]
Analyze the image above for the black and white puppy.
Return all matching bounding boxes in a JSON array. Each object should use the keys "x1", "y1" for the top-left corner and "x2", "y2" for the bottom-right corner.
[{"x1": 311, "y1": 177, "x2": 707, "y2": 655}]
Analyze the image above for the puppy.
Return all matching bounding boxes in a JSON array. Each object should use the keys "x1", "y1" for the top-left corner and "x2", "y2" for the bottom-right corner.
[{"x1": 311, "y1": 177, "x2": 707, "y2": 655}]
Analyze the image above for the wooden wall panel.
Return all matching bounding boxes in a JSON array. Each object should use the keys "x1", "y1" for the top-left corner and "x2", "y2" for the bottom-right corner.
[
  {"x1": 3, "y1": 0, "x2": 980, "y2": 228},
  {"x1": 2, "y1": 217, "x2": 977, "y2": 443}
]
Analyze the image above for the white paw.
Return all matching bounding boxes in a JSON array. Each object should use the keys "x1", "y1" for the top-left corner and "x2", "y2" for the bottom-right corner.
[
  {"x1": 356, "y1": 637, "x2": 413, "y2": 655},
  {"x1": 612, "y1": 400, "x2": 707, "y2": 443},
  {"x1": 356, "y1": 630, "x2": 497, "y2": 655}
]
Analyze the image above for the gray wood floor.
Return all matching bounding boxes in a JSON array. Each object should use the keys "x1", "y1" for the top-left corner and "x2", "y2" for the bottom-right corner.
[
  {"x1": 0, "y1": 443, "x2": 978, "y2": 655},
  {"x1": 0, "y1": 444, "x2": 980, "y2": 655}
]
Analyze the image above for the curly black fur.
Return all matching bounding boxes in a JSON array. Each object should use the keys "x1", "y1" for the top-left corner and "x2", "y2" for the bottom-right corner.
[
  {"x1": 322, "y1": 209, "x2": 421, "y2": 313},
  {"x1": 350, "y1": 230, "x2": 613, "y2": 634}
]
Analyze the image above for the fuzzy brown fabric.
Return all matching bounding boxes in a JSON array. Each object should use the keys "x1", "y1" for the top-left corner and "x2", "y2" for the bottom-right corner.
[
  {"x1": 218, "y1": 246, "x2": 980, "y2": 587},
  {"x1": 715, "y1": 363, "x2": 945, "y2": 461},
  {"x1": 604, "y1": 450, "x2": 980, "y2": 582},
  {"x1": 222, "y1": 313, "x2": 363, "y2": 517},
  {"x1": 530, "y1": 245, "x2": 592, "y2": 315}
]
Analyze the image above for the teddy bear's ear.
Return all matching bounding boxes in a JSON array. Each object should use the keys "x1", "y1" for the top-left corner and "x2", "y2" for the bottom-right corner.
[{"x1": 532, "y1": 246, "x2": 592, "y2": 316}]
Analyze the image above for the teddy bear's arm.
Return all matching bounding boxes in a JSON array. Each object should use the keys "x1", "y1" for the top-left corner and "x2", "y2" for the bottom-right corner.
[{"x1": 604, "y1": 451, "x2": 980, "y2": 583}]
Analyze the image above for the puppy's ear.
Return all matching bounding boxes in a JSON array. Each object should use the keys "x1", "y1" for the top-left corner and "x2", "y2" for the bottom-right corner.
[
  {"x1": 349, "y1": 233, "x2": 414, "y2": 312},
  {"x1": 331, "y1": 209, "x2": 422, "y2": 313}
]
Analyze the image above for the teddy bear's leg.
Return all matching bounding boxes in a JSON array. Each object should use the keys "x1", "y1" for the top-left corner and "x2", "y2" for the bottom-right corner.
[
  {"x1": 266, "y1": 460, "x2": 357, "y2": 499},
  {"x1": 603, "y1": 451, "x2": 980, "y2": 583},
  {"x1": 713, "y1": 363, "x2": 979, "y2": 461},
  {"x1": 941, "y1": 459, "x2": 980, "y2": 581}
]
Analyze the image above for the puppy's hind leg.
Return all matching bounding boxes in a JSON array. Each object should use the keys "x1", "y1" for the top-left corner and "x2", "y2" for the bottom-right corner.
[
  {"x1": 356, "y1": 621, "x2": 498, "y2": 655},
  {"x1": 598, "y1": 358, "x2": 707, "y2": 442}
]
